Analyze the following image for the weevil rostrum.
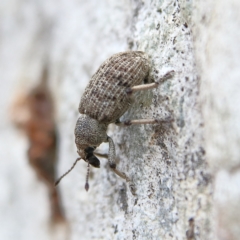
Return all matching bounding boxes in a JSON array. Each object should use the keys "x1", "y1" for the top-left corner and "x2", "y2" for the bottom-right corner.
[{"x1": 55, "y1": 51, "x2": 174, "y2": 191}]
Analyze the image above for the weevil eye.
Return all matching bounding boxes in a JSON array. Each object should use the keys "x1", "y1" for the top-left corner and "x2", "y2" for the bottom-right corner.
[{"x1": 88, "y1": 155, "x2": 100, "y2": 168}]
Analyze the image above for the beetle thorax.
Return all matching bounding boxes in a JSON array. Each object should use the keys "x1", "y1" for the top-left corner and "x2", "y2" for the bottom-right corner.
[{"x1": 74, "y1": 114, "x2": 108, "y2": 155}]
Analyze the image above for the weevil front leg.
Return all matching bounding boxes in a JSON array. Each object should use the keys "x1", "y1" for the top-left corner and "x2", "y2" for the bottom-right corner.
[{"x1": 107, "y1": 136, "x2": 130, "y2": 182}]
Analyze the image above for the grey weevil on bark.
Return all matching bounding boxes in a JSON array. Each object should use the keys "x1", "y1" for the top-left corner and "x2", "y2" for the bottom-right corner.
[{"x1": 55, "y1": 51, "x2": 174, "y2": 192}]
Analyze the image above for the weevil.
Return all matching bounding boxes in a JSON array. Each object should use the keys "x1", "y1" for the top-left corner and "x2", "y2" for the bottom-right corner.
[{"x1": 55, "y1": 51, "x2": 174, "y2": 191}]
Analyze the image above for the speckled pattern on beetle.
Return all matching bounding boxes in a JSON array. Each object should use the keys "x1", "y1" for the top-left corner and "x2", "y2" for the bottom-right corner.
[
  {"x1": 55, "y1": 51, "x2": 174, "y2": 192},
  {"x1": 79, "y1": 51, "x2": 149, "y2": 122}
]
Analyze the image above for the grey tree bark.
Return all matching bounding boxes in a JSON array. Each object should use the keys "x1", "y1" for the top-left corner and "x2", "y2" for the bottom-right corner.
[
  {"x1": 0, "y1": 0, "x2": 239, "y2": 240},
  {"x1": 193, "y1": 1, "x2": 240, "y2": 239}
]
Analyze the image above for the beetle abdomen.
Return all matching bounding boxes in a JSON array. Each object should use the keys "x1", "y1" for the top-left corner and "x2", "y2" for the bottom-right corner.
[{"x1": 79, "y1": 51, "x2": 150, "y2": 123}]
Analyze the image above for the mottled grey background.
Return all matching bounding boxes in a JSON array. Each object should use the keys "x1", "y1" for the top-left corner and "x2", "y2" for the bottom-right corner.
[{"x1": 0, "y1": 0, "x2": 240, "y2": 240}]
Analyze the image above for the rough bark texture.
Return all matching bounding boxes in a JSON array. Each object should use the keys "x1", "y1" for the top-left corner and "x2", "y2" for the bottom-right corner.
[
  {"x1": 0, "y1": 0, "x2": 239, "y2": 240},
  {"x1": 193, "y1": 1, "x2": 240, "y2": 239}
]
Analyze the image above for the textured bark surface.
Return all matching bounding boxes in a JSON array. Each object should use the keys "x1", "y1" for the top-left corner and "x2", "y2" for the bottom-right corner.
[
  {"x1": 193, "y1": 1, "x2": 240, "y2": 239},
  {"x1": 1, "y1": 0, "x2": 239, "y2": 240}
]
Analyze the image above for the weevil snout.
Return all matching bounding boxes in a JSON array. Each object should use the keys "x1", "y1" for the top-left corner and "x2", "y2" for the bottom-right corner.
[{"x1": 84, "y1": 147, "x2": 100, "y2": 168}]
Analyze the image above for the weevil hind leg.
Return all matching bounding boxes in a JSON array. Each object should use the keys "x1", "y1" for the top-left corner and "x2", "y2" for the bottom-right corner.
[
  {"x1": 126, "y1": 70, "x2": 175, "y2": 94},
  {"x1": 115, "y1": 116, "x2": 173, "y2": 127}
]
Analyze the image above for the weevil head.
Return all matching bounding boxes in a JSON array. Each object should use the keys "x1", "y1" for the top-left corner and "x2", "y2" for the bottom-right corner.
[{"x1": 75, "y1": 114, "x2": 108, "y2": 167}]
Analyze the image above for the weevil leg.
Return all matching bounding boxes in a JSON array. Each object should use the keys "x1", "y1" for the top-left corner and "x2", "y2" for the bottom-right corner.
[
  {"x1": 94, "y1": 152, "x2": 108, "y2": 159},
  {"x1": 107, "y1": 136, "x2": 130, "y2": 182},
  {"x1": 126, "y1": 70, "x2": 174, "y2": 94},
  {"x1": 115, "y1": 116, "x2": 173, "y2": 126}
]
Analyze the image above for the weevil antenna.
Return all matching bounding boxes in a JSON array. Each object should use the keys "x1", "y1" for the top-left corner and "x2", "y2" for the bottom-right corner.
[
  {"x1": 55, "y1": 158, "x2": 81, "y2": 186},
  {"x1": 85, "y1": 163, "x2": 90, "y2": 191}
]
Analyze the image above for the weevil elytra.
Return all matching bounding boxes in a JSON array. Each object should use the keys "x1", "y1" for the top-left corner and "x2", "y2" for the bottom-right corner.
[{"x1": 55, "y1": 51, "x2": 174, "y2": 191}]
